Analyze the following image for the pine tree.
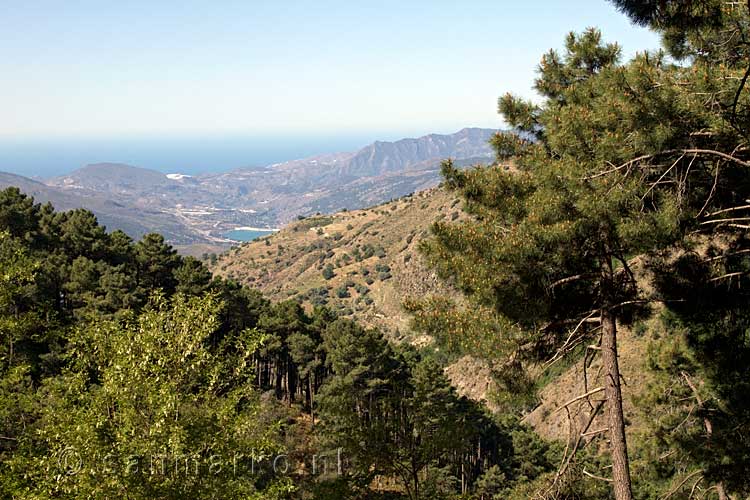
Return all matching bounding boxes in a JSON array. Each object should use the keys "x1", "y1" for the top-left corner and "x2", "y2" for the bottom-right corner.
[
  {"x1": 317, "y1": 319, "x2": 410, "y2": 490},
  {"x1": 638, "y1": 242, "x2": 750, "y2": 499},
  {"x1": 134, "y1": 233, "x2": 179, "y2": 293},
  {"x1": 174, "y1": 256, "x2": 212, "y2": 296},
  {"x1": 0, "y1": 188, "x2": 41, "y2": 245},
  {"x1": 416, "y1": 3, "x2": 750, "y2": 495},
  {"x1": 58, "y1": 209, "x2": 108, "y2": 260}
]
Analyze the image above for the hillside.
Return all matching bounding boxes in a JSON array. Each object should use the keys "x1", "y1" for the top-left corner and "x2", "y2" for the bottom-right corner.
[
  {"x1": 210, "y1": 187, "x2": 511, "y2": 410},
  {"x1": 211, "y1": 187, "x2": 665, "y2": 445},
  {"x1": 0, "y1": 171, "x2": 207, "y2": 244},
  {"x1": 211, "y1": 187, "x2": 461, "y2": 341},
  {"x1": 47, "y1": 162, "x2": 172, "y2": 194}
]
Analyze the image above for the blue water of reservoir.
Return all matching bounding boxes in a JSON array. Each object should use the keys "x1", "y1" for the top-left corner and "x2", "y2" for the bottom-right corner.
[{"x1": 225, "y1": 229, "x2": 277, "y2": 242}]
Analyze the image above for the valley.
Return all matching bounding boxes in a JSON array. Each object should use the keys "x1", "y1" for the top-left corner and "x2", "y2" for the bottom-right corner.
[
  {"x1": 0, "y1": 128, "x2": 497, "y2": 249},
  {"x1": 5, "y1": 1, "x2": 749, "y2": 498}
]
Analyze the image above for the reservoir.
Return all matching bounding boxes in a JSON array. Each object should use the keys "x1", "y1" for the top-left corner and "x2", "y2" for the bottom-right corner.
[{"x1": 225, "y1": 228, "x2": 277, "y2": 242}]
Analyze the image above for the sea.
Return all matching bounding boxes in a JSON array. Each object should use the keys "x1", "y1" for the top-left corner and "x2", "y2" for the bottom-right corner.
[{"x1": 0, "y1": 131, "x2": 416, "y2": 178}]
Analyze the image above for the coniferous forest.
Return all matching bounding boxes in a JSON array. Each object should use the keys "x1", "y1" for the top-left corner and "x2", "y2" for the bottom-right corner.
[{"x1": 3, "y1": 1, "x2": 750, "y2": 499}]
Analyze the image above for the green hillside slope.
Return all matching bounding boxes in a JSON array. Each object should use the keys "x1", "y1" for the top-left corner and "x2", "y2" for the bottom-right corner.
[{"x1": 211, "y1": 188, "x2": 461, "y2": 342}]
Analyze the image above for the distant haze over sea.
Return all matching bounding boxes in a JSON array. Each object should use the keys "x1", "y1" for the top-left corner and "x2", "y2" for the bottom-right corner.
[{"x1": 0, "y1": 130, "x2": 448, "y2": 178}]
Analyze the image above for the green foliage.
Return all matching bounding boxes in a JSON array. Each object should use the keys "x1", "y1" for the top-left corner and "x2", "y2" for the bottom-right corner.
[
  {"x1": 295, "y1": 216, "x2": 334, "y2": 231},
  {"x1": 5, "y1": 293, "x2": 287, "y2": 498},
  {"x1": 415, "y1": 4, "x2": 750, "y2": 498},
  {"x1": 322, "y1": 263, "x2": 335, "y2": 280},
  {"x1": 174, "y1": 256, "x2": 213, "y2": 296},
  {"x1": 0, "y1": 188, "x2": 43, "y2": 244},
  {"x1": 631, "y1": 247, "x2": 750, "y2": 498},
  {"x1": 6, "y1": 3, "x2": 750, "y2": 498},
  {"x1": 314, "y1": 319, "x2": 546, "y2": 499},
  {"x1": 135, "y1": 233, "x2": 180, "y2": 293},
  {"x1": 0, "y1": 191, "x2": 297, "y2": 498}
]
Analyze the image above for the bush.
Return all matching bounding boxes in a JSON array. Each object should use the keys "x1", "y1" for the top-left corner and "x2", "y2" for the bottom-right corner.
[
  {"x1": 362, "y1": 245, "x2": 375, "y2": 259},
  {"x1": 375, "y1": 263, "x2": 391, "y2": 273},
  {"x1": 378, "y1": 271, "x2": 392, "y2": 281}
]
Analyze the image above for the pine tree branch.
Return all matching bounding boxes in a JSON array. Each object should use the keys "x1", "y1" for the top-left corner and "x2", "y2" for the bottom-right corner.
[
  {"x1": 543, "y1": 310, "x2": 601, "y2": 369},
  {"x1": 731, "y1": 63, "x2": 750, "y2": 125},
  {"x1": 678, "y1": 149, "x2": 750, "y2": 167},
  {"x1": 704, "y1": 248, "x2": 750, "y2": 261},
  {"x1": 697, "y1": 160, "x2": 721, "y2": 217}
]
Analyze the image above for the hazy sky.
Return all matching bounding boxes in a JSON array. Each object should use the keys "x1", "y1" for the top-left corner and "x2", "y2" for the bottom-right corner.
[{"x1": 1, "y1": 1, "x2": 661, "y2": 139}]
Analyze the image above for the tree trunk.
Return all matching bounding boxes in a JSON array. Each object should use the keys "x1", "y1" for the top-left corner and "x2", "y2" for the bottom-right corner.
[
  {"x1": 309, "y1": 376, "x2": 315, "y2": 426},
  {"x1": 412, "y1": 467, "x2": 419, "y2": 500},
  {"x1": 601, "y1": 308, "x2": 634, "y2": 500}
]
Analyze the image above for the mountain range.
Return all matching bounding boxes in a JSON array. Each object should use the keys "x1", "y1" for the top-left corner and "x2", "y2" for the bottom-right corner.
[{"x1": 1, "y1": 127, "x2": 498, "y2": 247}]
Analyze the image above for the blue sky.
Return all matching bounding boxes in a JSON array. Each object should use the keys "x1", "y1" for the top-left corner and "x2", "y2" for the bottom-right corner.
[{"x1": 1, "y1": 1, "x2": 660, "y2": 140}]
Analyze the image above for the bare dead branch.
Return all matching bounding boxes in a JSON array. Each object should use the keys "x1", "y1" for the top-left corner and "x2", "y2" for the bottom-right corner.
[
  {"x1": 542, "y1": 309, "x2": 601, "y2": 370},
  {"x1": 553, "y1": 387, "x2": 605, "y2": 414},
  {"x1": 731, "y1": 63, "x2": 750, "y2": 123},
  {"x1": 704, "y1": 204, "x2": 750, "y2": 217},
  {"x1": 548, "y1": 273, "x2": 596, "y2": 289},
  {"x1": 682, "y1": 149, "x2": 750, "y2": 167},
  {"x1": 698, "y1": 161, "x2": 721, "y2": 218},
  {"x1": 581, "y1": 427, "x2": 609, "y2": 438},
  {"x1": 662, "y1": 469, "x2": 704, "y2": 500},
  {"x1": 709, "y1": 271, "x2": 746, "y2": 282},
  {"x1": 642, "y1": 153, "x2": 686, "y2": 200},
  {"x1": 704, "y1": 248, "x2": 750, "y2": 261},
  {"x1": 537, "y1": 400, "x2": 605, "y2": 500},
  {"x1": 700, "y1": 216, "x2": 750, "y2": 225},
  {"x1": 688, "y1": 476, "x2": 703, "y2": 499},
  {"x1": 583, "y1": 468, "x2": 614, "y2": 482},
  {"x1": 585, "y1": 148, "x2": 750, "y2": 183}
]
